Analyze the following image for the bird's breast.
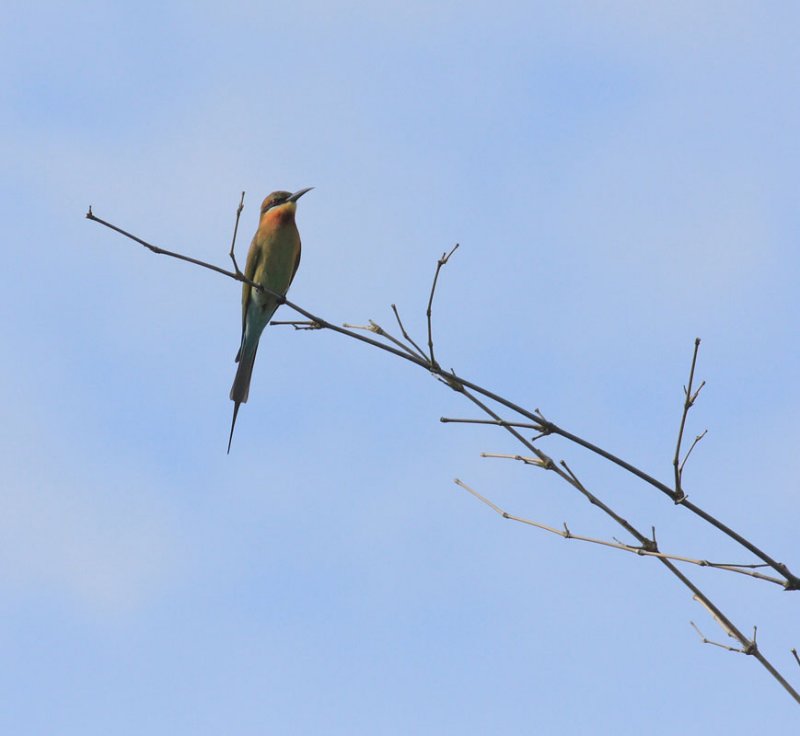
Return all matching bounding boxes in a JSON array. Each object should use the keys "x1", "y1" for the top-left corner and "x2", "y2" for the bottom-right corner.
[{"x1": 254, "y1": 225, "x2": 301, "y2": 295}]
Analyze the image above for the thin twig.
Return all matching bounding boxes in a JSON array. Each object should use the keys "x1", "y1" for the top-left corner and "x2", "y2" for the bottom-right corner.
[
  {"x1": 481, "y1": 451, "x2": 546, "y2": 467},
  {"x1": 453, "y1": 478, "x2": 509, "y2": 517},
  {"x1": 673, "y1": 339, "x2": 705, "y2": 502},
  {"x1": 441, "y1": 417, "x2": 547, "y2": 431},
  {"x1": 343, "y1": 320, "x2": 428, "y2": 361},
  {"x1": 679, "y1": 430, "x2": 708, "y2": 475},
  {"x1": 390, "y1": 304, "x2": 429, "y2": 362},
  {"x1": 426, "y1": 243, "x2": 459, "y2": 369},
  {"x1": 228, "y1": 191, "x2": 246, "y2": 275},
  {"x1": 690, "y1": 621, "x2": 744, "y2": 653},
  {"x1": 791, "y1": 649, "x2": 800, "y2": 668},
  {"x1": 269, "y1": 320, "x2": 323, "y2": 330},
  {"x1": 86, "y1": 207, "x2": 264, "y2": 291}
]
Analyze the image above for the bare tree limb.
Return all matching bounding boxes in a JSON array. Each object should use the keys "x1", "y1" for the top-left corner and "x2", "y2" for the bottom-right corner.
[
  {"x1": 84, "y1": 207, "x2": 800, "y2": 590},
  {"x1": 86, "y1": 205, "x2": 800, "y2": 703}
]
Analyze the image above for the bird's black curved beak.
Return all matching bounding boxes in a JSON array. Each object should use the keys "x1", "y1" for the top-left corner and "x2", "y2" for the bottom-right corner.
[{"x1": 287, "y1": 187, "x2": 313, "y2": 203}]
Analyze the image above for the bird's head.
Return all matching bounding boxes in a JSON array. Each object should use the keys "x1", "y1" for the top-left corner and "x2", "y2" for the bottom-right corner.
[{"x1": 259, "y1": 188, "x2": 313, "y2": 223}]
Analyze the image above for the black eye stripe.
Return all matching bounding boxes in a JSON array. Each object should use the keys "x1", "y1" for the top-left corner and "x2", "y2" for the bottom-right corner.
[{"x1": 261, "y1": 194, "x2": 290, "y2": 213}]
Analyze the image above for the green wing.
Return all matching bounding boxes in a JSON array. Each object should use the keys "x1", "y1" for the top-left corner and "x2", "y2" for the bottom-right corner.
[
  {"x1": 236, "y1": 236, "x2": 262, "y2": 361},
  {"x1": 289, "y1": 239, "x2": 302, "y2": 288}
]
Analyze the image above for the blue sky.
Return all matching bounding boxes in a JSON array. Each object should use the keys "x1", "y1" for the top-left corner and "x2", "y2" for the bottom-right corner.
[{"x1": 2, "y1": 2, "x2": 799, "y2": 732}]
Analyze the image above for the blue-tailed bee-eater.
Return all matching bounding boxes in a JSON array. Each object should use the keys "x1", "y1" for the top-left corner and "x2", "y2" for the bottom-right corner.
[{"x1": 228, "y1": 187, "x2": 312, "y2": 452}]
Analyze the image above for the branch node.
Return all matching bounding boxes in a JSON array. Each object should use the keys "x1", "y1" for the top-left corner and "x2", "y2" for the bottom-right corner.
[
  {"x1": 444, "y1": 369, "x2": 465, "y2": 393},
  {"x1": 640, "y1": 539, "x2": 658, "y2": 554}
]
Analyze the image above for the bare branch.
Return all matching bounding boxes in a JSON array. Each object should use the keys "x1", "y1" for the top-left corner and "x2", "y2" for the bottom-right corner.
[
  {"x1": 85, "y1": 209, "x2": 800, "y2": 590},
  {"x1": 87, "y1": 207, "x2": 800, "y2": 702}
]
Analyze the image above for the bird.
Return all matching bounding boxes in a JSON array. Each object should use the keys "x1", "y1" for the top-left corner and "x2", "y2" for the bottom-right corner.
[{"x1": 227, "y1": 187, "x2": 312, "y2": 453}]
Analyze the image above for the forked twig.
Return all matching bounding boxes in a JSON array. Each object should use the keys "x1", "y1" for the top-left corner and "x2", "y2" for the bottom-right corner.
[
  {"x1": 680, "y1": 430, "x2": 708, "y2": 475},
  {"x1": 673, "y1": 338, "x2": 707, "y2": 502},
  {"x1": 343, "y1": 320, "x2": 428, "y2": 361},
  {"x1": 690, "y1": 621, "x2": 746, "y2": 653}
]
